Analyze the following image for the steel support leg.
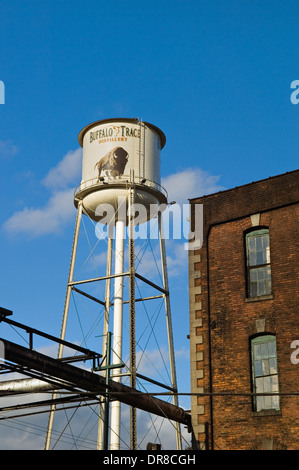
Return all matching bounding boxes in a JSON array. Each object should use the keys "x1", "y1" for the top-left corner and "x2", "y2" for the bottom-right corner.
[
  {"x1": 158, "y1": 212, "x2": 182, "y2": 450},
  {"x1": 44, "y1": 201, "x2": 83, "y2": 450},
  {"x1": 97, "y1": 236, "x2": 113, "y2": 450}
]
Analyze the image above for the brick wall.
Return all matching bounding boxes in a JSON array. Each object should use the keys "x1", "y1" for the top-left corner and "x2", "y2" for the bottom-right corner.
[{"x1": 189, "y1": 170, "x2": 299, "y2": 450}]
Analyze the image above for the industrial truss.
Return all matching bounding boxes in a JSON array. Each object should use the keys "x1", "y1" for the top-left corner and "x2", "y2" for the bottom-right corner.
[{"x1": 0, "y1": 309, "x2": 191, "y2": 447}]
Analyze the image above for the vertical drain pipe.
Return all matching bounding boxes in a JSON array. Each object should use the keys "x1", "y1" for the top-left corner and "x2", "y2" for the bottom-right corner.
[
  {"x1": 97, "y1": 236, "x2": 113, "y2": 450},
  {"x1": 110, "y1": 217, "x2": 125, "y2": 450}
]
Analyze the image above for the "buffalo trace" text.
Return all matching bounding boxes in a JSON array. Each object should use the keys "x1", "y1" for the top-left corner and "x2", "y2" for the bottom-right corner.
[{"x1": 90, "y1": 125, "x2": 140, "y2": 143}]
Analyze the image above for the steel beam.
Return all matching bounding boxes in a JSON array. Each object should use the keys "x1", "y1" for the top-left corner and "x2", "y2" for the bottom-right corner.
[{"x1": 1, "y1": 338, "x2": 191, "y2": 427}]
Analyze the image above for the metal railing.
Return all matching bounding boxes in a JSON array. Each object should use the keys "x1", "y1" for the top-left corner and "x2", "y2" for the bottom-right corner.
[{"x1": 74, "y1": 174, "x2": 168, "y2": 200}]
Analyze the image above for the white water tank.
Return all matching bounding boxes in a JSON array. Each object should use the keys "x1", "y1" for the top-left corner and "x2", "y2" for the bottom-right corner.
[{"x1": 75, "y1": 118, "x2": 167, "y2": 223}]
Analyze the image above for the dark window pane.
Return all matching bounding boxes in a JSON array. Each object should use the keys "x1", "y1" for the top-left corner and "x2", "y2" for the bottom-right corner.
[
  {"x1": 255, "y1": 360, "x2": 263, "y2": 377},
  {"x1": 249, "y1": 252, "x2": 256, "y2": 266},
  {"x1": 254, "y1": 344, "x2": 261, "y2": 360},
  {"x1": 256, "y1": 250, "x2": 264, "y2": 265},
  {"x1": 268, "y1": 342, "x2": 276, "y2": 358}
]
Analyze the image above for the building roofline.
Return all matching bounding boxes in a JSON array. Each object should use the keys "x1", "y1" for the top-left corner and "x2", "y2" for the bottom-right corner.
[{"x1": 188, "y1": 168, "x2": 299, "y2": 203}]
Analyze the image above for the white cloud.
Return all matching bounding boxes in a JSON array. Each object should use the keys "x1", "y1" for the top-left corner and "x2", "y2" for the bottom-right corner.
[
  {"x1": 165, "y1": 240, "x2": 188, "y2": 277},
  {"x1": 162, "y1": 167, "x2": 225, "y2": 205},
  {"x1": 3, "y1": 188, "x2": 75, "y2": 237},
  {"x1": 42, "y1": 148, "x2": 82, "y2": 189},
  {"x1": 4, "y1": 157, "x2": 223, "y2": 240},
  {"x1": 135, "y1": 346, "x2": 169, "y2": 376},
  {"x1": 133, "y1": 239, "x2": 187, "y2": 280},
  {"x1": 3, "y1": 148, "x2": 82, "y2": 237}
]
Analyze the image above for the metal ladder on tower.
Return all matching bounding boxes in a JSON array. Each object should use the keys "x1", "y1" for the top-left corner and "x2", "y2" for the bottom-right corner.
[
  {"x1": 138, "y1": 120, "x2": 145, "y2": 181},
  {"x1": 129, "y1": 170, "x2": 137, "y2": 450}
]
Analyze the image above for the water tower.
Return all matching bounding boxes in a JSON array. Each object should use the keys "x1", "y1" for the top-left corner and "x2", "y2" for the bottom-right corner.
[{"x1": 45, "y1": 118, "x2": 181, "y2": 450}]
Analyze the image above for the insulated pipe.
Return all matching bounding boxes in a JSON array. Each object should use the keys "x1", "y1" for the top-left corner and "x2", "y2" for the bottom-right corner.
[
  {"x1": 110, "y1": 218, "x2": 125, "y2": 450},
  {"x1": 1, "y1": 337, "x2": 191, "y2": 426},
  {"x1": 0, "y1": 378, "x2": 54, "y2": 395},
  {"x1": 97, "y1": 236, "x2": 113, "y2": 450}
]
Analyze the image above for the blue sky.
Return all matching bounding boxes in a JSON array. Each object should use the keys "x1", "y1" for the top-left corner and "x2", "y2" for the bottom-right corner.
[{"x1": 0, "y1": 0, "x2": 298, "y2": 450}]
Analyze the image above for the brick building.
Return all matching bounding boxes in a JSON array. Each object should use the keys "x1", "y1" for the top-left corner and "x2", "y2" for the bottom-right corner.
[{"x1": 188, "y1": 169, "x2": 299, "y2": 450}]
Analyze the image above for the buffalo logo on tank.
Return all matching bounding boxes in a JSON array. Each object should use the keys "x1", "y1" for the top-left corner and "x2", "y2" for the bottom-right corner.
[{"x1": 94, "y1": 147, "x2": 129, "y2": 179}]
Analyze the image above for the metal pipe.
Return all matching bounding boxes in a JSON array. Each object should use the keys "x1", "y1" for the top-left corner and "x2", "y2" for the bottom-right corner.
[
  {"x1": 110, "y1": 294, "x2": 164, "y2": 306},
  {"x1": 134, "y1": 273, "x2": 168, "y2": 295},
  {"x1": 68, "y1": 272, "x2": 129, "y2": 287},
  {"x1": 110, "y1": 218, "x2": 125, "y2": 450},
  {"x1": 1, "y1": 338, "x2": 191, "y2": 426},
  {"x1": 71, "y1": 286, "x2": 106, "y2": 306},
  {"x1": 97, "y1": 236, "x2": 113, "y2": 450},
  {"x1": 0, "y1": 378, "x2": 54, "y2": 395}
]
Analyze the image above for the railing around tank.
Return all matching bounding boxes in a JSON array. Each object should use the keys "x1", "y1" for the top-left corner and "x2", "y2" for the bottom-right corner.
[{"x1": 74, "y1": 174, "x2": 168, "y2": 201}]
